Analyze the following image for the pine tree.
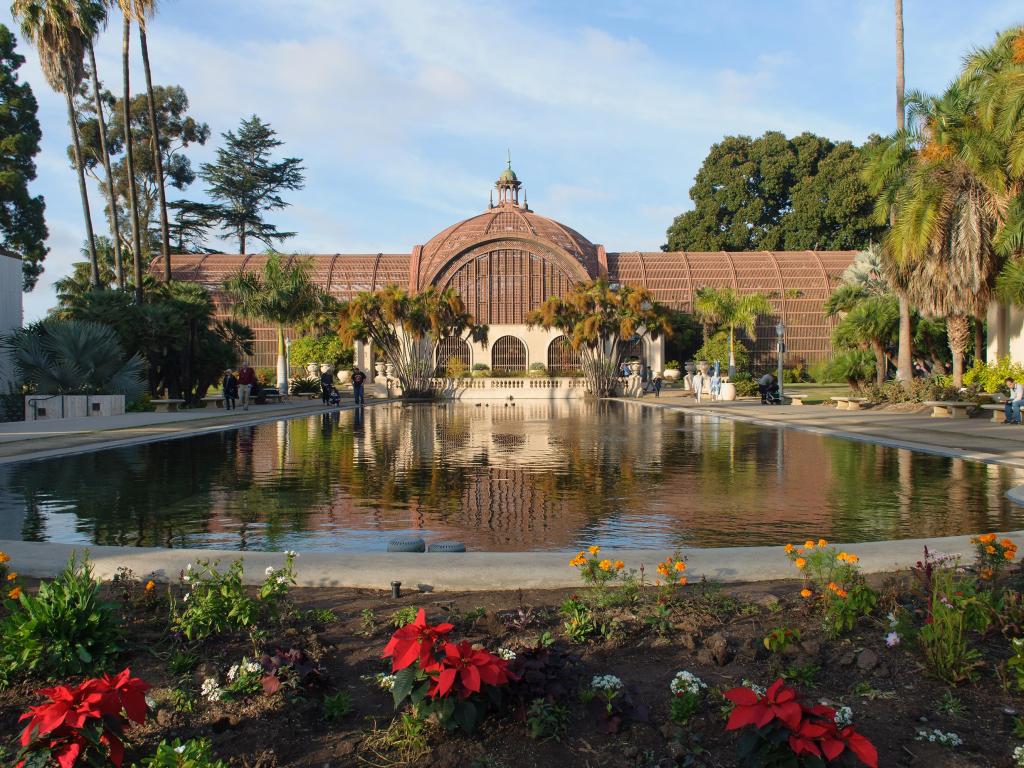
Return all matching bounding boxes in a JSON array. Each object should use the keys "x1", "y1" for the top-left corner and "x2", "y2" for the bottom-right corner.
[
  {"x1": 0, "y1": 24, "x2": 48, "y2": 290},
  {"x1": 199, "y1": 115, "x2": 305, "y2": 253}
]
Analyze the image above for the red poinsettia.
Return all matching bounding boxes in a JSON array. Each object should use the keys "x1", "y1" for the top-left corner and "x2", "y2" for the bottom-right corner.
[
  {"x1": 725, "y1": 678, "x2": 802, "y2": 731},
  {"x1": 381, "y1": 608, "x2": 454, "y2": 672},
  {"x1": 428, "y1": 641, "x2": 512, "y2": 699},
  {"x1": 17, "y1": 669, "x2": 150, "y2": 768}
]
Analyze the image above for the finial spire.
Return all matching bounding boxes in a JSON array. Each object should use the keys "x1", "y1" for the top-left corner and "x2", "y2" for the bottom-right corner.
[{"x1": 506, "y1": 148, "x2": 511, "y2": 169}]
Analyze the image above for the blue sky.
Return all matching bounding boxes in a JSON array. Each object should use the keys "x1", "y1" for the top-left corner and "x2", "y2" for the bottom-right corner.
[{"x1": 6, "y1": 0, "x2": 1023, "y2": 321}]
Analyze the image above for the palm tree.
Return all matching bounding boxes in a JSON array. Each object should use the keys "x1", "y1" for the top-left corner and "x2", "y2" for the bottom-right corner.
[
  {"x1": 116, "y1": 0, "x2": 144, "y2": 303},
  {"x1": 692, "y1": 286, "x2": 772, "y2": 378},
  {"x1": 223, "y1": 254, "x2": 323, "y2": 390},
  {"x1": 892, "y1": 0, "x2": 915, "y2": 383},
  {"x1": 12, "y1": 0, "x2": 102, "y2": 286},
  {"x1": 84, "y1": 6, "x2": 123, "y2": 290},
  {"x1": 133, "y1": 0, "x2": 170, "y2": 282},
  {"x1": 830, "y1": 294, "x2": 899, "y2": 386}
]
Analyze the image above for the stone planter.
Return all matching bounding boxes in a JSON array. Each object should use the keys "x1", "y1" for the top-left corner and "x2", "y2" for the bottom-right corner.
[
  {"x1": 336, "y1": 370, "x2": 352, "y2": 385},
  {"x1": 663, "y1": 368, "x2": 681, "y2": 382},
  {"x1": 305, "y1": 363, "x2": 319, "y2": 377},
  {"x1": 25, "y1": 394, "x2": 126, "y2": 421},
  {"x1": 718, "y1": 382, "x2": 737, "y2": 401}
]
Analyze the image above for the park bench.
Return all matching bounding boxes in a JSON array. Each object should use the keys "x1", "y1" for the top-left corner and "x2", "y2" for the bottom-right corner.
[
  {"x1": 787, "y1": 394, "x2": 807, "y2": 406},
  {"x1": 263, "y1": 392, "x2": 285, "y2": 404},
  {"x1": 923, "y1": 400, "x2": 973, "y2": 419},
  {"x1": 200, "y1": 395, "x2": 224, "y2": 408},
  {"x1": 981, "y1": 403, "x2": 1009, "y2": 423},
  {"x1": 830, "y1": 396, "x2": 868, "y2": 410},
  {"x1": 151, "y1": 399, "x2": 186, "y2": 413}
]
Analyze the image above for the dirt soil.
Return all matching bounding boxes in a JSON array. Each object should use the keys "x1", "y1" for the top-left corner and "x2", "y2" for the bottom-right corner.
[{"x1": 0, "y1": 574, "x2": 1020, "y2": 768}]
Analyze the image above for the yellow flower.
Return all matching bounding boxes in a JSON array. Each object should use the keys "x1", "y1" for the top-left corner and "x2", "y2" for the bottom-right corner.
[
  {"x1": 674, "y1": 561, "x2": 686, "y2": 572},
  {"x1": 836, "y1": 552, "x2": 848, "y2": 562},
  {"x1": 0, "y1": 552, "x2": 9, "y2": 564},
  {"x1": 6, "y1": 573, "x2": 15, "y2": 581},
  {"x1": 784, "y1": 544, "x2": 794, "y2": 553},
  {"x1": 598, "y1": 559, "x2": 612, "y2": 571},
  {"x1": 804, "y1": 540, "x2": 815, "y2": 549},
  {"x1": 794, "y1": 558, "x2": 807, "y2": 569},
  {"x1": 7, "y1": 586, "x2": 20, "y2": 600},
  {"x1": 818, "y1": 539, "x2": 827, "y2": 548},
  {"x1": 588, "y1": 545, "x2": 600, "y2": 555},
  {"x1": 846, "y1": 554, "x2": 859, "y2": 564},
  {"x1": 800, "y1": 588, "x2": 812, "y2": 598},
  {"x1": 145, "y1": 580, "x2": 155, "y2": 591}
]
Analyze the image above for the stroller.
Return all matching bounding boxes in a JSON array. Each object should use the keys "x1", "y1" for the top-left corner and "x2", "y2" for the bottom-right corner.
[
  {"x1": 328, "y1": 386, "x2": 341, "y2": 406},
  {"x1": 763, "y1": 381, "x2": 783, "y2": 405}
]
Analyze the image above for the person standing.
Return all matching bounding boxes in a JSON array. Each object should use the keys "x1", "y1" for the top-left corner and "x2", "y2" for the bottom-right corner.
[
  {"x1": 222, "y1": 369, "x2": 239, "y2": 410},
  {"x1": 692, "y1": 368, "x2": 705, "y2": 404},
  {"x1": 319, "y1": 369, "x2": 334, "y2": 405},
  {"x1": 237, "y1": 364, "x2": 256, "y2": 411},
  {"x1": 1005, "y1": 377, "x2": 1024, "y2": 424},
  {"x1": 351, "y1": 366, "x2": 367, "y2": 406},
  {"x1": 710, "y1": 370, "x2": 722, "y2": 401}
]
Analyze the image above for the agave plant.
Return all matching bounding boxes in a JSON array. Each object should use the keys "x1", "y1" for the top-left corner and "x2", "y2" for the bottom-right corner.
[{"x1": 2, "y1": 319, "x2": 145, "y2": 398}]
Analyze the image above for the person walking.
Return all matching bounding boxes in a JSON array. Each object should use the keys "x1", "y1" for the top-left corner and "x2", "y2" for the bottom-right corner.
[
  {"x1": 237, "y1": 364, "x2": 256, "y2": 411},
  {"x1": 222, "y1": 369, "x2": 239, "y2": 410},
  {"x1": 319, "y1": 368, "x2": 334, "y2": 405},
  {"x1": 652, "y1": 373, "x2": 663, "y2": 397},
  {"x1": 692, "y1": 368, "x2": 705, "y2": 404},
  {"x1": 710, "y1": 370, "x2": 722, "y2": 401},
  {"x1": 351, "y1": 366, "x2": 367, "y2": 406}
]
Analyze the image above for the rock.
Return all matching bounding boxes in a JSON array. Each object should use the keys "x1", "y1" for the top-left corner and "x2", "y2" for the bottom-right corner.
[
  {"x1": 696, "y1": 648, "x2": 715, "y2": 666},
  {"x1": 649, "y1": 636, "x2": 672, "y2": 649},
  {"x1": 703, "y1": 632, "x2": 732, "y2": 666},
  {"x1": 800, "y1": 640, "x2": 821, "y2": 657},
  {"x1": 838, "y1": 652, "x2": 855, "y2": 667},
  {"x1": 856, "y1": 648, "x2": 879, "y2": 672},
  {"x1": 755, "y1": 593, "x2": 780, "y2": 609},
  {"x1": 155, "y1": 708, "x2": 173, "y2": 727}
]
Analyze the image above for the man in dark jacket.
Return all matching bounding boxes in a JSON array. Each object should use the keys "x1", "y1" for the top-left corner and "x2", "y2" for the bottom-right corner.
[
  {"x1": 222, "y1": 369, "x2": 239, "y2": 410},
  {"x1": 351, "y1": 367, "x2": 367, "y2": 405},
  {"x1": 319, "y1": 369, "x2": 334, "y2": 405}
]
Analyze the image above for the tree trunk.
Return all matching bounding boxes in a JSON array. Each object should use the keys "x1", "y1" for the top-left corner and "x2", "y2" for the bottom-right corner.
[
  {"x1": 872, "y1": 339, "x2": 887, "y2": 387},
  {"x1": 239, "y1": 228, "x2": 246, "y2": 255},
  {"x1": 947, "y1": 314, "x2": 969, "y2": 388},
  {"x1": 974, "y1": 317, "x2": 985, "y2": 365},
  {"x1": 895, "y1": 0, "x2": 905, "y2": 132},
  {"x1": 277, "y1": 326, "x2": 287, "y2": 391},
  {"x1": 65, "y1": 83, "x2": 99, "y2": 287},
  {"x1": 139, "y1": 25, "x2": 171, "y2": 282},
  {"x1": 87, "y1": 42, "x2": 124, "y2": 291},
  {"x1": 895, "y1": 294, "x2": 913, "y2": 381},
  {"x1": 122, "y1": 17, "x2": 145, "y2": 304}
]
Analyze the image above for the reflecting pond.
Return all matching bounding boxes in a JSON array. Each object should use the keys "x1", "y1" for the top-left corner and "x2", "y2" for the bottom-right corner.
[{"x1": 1, "y1": 402, "x2": 1023, "y2": 551}]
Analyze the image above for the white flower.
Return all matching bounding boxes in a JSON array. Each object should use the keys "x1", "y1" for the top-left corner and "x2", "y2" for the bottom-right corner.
[
  {"x1": 174, "y1": 744, "x2": 187, "y2": 754},
  {"x1": 886, "y1": 612, "x2": 897, "y2": 628},
  {"x1": 200, "y1": 677, "x2": 224, "y2": 702},
  {"x1": 265, "y1": 566, "x2": 275, "y2": 576},
  {"x1": 741, "y1": 679, "x2": 766, "y2": 696},
  {"x1": 1014, "y1": 745, "x2": 1024, "y2": 767},
  {"x1": 834, "y1": 706, "x2": 853, "y2": 728},
  {"x1": 670, "y1": 671, "x2": 706, "y2": 697},
  {"x1": 375, "y1": 673, "x2": 396, "y2": 690},
  {"x1": 243, "y1": 659, "x2": 261, "y2": 674},
  {"x1": 497, "y1": 647, "x2": 517, "y2": 661},
  {"x1": 186, "y1": 563, "x2": 193, "y2": 571},
  {"x1": 591, "y1": 674, "x2": 623, "y2": 694},
  {"x1": 885, "y1": 631, "x2": 900, "y2": 647},
  {"x1": 285, "y1": 550, "x2": 298, "y2": 558},
  {"x1": 277, "y1": 575, "x2": 287, "y2": 585},
  {"x1": 916, "y1": 728, "x2": 962, "y2": 747}
]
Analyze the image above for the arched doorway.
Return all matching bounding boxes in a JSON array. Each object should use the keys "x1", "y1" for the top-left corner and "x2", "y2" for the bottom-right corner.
[
  {"x1": 435, "y1": 337, "x2": 471, "y2": 376},
  {"x1": 547, "y1": 335, "x2": 580, "y2": 375},
  {"x1": 618, "y1": 336, "x2": 645, "y2": 369},
  {"x1": 491, "y1": 335, "x2": 527, "y2": 374}
]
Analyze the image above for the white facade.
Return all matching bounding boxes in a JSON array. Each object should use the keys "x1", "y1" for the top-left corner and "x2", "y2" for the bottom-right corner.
[
  {"x1": 0, "y1": 255, "x2": 22, "y2": 391},
  {"x1": 987, "y1": 301, "x2": 1024, "y2": 362}
]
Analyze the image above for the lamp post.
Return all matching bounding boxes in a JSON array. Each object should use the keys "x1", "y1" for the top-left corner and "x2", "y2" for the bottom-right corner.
[
  {"x1": 775, "y1": 322, "x2": 785, "y2": 403},
  {"x1": 284, "y1": 337, "x2": 292, "y2": 394}
]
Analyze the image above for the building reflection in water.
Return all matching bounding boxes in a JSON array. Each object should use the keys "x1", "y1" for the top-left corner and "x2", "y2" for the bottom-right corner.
[{"x1": 3, "y1": 402, "x2": 1024, "y2": 552}]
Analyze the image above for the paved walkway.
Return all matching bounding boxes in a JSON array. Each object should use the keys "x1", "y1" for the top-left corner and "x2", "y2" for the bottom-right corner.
[
  {"x1": 0, "y1": 399, "x2": 377, "y2": 464},
  {"x1": 626, "y1": 391, "x2": 1024, "y2": 468}
]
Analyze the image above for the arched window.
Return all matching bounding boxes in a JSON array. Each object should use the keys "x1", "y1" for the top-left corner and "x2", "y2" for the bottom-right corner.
[
  {"x1": 435, "y1": 337, "x2": 471, "y2": 376},
  {"x1": 491, "y1": 335, "x2": 527, "y2": 374},
  {"x1": 547, "y1": 335, "x2": 580, "y2": 375}
]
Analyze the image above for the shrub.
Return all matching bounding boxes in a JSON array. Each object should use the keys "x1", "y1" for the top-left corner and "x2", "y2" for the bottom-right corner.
[
  {"x1": 140, "y1": 738, "x2": 228, "y2": 768},
  {"x1": 822, "y1": 348, "x2": 875, "y2": 388},
  {"x1": 696, "y1": 331, "x2": 749, "y2": 373},
  {"x1": 654, "y1": 552, "x2": 688, "y2": 596},
  {"x1": 289, "y1": 376, "x2": 320, "y2": 394},
  {"x1": 918, "y1": 568, "x2": 986, "y2": 684},
  {"x1": 724, "y1": 679, "x2": 877, "y2": 767},
  {"x1": 0, "y1": 555, "x2": 122, "y2": 684},
  {"x1": 784, "y1": 540, "x2": 876, "y2": 636},
  {"x1": 569, "y1": 545, "x2": 625, "y2": 586},
  {"x1": 16, "y1": 668, "x2": 149, "y2": 768},
  {"x1": 559, "y1": 596, "x2": 596, "y2": 643},
  {"x1": 665, "y1": 360, "x2": 681, "y2": 370},
  {"x1": 763, "y1": 627, "x2": 800, "y2": 654},
  {"x1": 444, "y1": 356, "x2": 468, "y2": 379},
  {"x1": 288, "y1": 334, "x2": 353, "y2": 370},
  {"x1": 323, "y1": 691, "x2": 353, "y2": 720},
  {"x1": 964, "y1": 355, "x2": 1024, "y2": 393},
  {"x1": 731, "y1": 373, "x2": 759, "y2": 397},
  {"x1": 971, "y1": 533, "x2": 1018, "y2": 581},
  {"x1": 526, "y1": 698, "x2": 569, "y2": 740}
]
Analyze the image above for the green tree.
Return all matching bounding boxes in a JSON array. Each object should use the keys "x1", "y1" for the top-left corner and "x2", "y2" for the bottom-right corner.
[
  {"x1": 223, "y1": 253, "x2": 322, "y2": 390},
  {"x1": 528, "y1": 278, "x2": 670, "y2": 397},
  {"x1": 11, "y1": 0, "x2": 103, "y2": 286},
  {"x1": 692, "y1": 286, "x2": 772, "y2": 377},
  {"x1": 115, "y1": 0, "x2": 143, "y2": 302},
  {"x1": 0, "y1": 24, "x2": 48, "y2": 290},
  {"x1": 167, "y1": 199, "x2": 217, "y2": 253},
  {"x1": 830, "y1": 294, "x2": 899, "y2": 386},
  {"x1": 200, "y1": 115, "x2": 305, "y2": 253},
  {"x1": 338, "y1": 285, "x2": 488, "y2": 398},
  {"x1": 664, "y1": 131, "x2": 883, "y2": 252}
]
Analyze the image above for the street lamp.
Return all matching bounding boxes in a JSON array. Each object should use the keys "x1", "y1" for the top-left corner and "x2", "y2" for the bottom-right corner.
[
  {"x1": 284, "y1": 337, "x2": 292, "y2": 393},
  {"x1": 775, "y1": 322, "x2": 785, "y2": 402}
]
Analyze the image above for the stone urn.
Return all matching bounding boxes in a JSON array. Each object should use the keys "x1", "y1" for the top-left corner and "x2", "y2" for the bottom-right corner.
[
  {"x1": 374, "y1": 362, "x2": 387, "y2": 383},
  {"x1": 697, "y1": 360, "x2": 709, "y2": 376},
  {"x1": 629, "y1": 361, "x2": 641, "y2": 375},
  {"x1": 336, "y1": 369, "x2": 352, "y2": 385},
  {"x1": 663, "y1": 367, "x2": 681, "y2": 382},
  {"x1": 718, "y1": 382, "x2": 737, "y2": 401},
  {"x1": 305, "y1": 363, "x2": 319, "y2": 377},
  {"x1": 385, "y1": 363, "x2": 396, "y2": 380}
]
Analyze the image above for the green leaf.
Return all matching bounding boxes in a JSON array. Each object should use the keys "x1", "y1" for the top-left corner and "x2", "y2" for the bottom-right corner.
[{"x1": 392, "y1": 667, "x2": 417, "y2": 708}]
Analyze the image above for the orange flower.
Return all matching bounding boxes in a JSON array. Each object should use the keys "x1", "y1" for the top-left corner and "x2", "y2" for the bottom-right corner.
[
  {"x1": 800, "y1": 588, "x2": 812, "y2": 598},
  {"x1": 674, "y1": 561, "x2": 686, "y2": 572},
  {"x1": 588, "y1": 545, "x2": 600, "y2": 555},
  {"x1": 846, "y1": 554, "x2": 859, "y2": 564},
  {"x1": 796, "y1": 548, "x2": 805, "y2": 556},
  {"x1": 986, "y1": 546, "x2": 997, "y2": 555},
  {"x1": 7, "y1": 586, "x2": 20, "y2": 600},
  {"x1": 678, "y1": 576, "x2": 688, "y2": 586},
  {"x1": 784, "y1": 544, "x2": 794, "y2": 553},
  {"x1": 980, "y1": 567, "x2": 994, "y2": 580},
  {"x1": 1005, "y1": 550, "x2": 1016, "y2": 561},
  {"x1": 598, "y1": 559, "x2": 612, "y2": 571},
  {"x1": 1001, "y1": 538, "x2": 1015, "y2": 548},
  {"x1": 0, "y1": 552, "x2": 9, "y2": 564},
  {"x1": 827, "y1": 582, "x2": 838, "y2": 592},
  {"x1": 804, "y1": 540, "x2": 815, "y2": 549},
  {"x1": 835, "y1": 588, "x2": 848, "y2": 598},
  {"x1": 6, "y1": 572, "x2": 15, "y2": 581},
  {"x1": 614, "y1": 560, "x2": 625, "y2": 570},
  {"x1": 980, "y1": 533, "x2": 997, "y2": 544},
  {"x1": 794, "y1": 558, "x2": 807, "y2": 569},
  {"x1": 817, "y1": 539, "x2": 828, "y2": 548},
  {"x1": 145, "y1": 580, "x2": 155, "y2": 591},
  {"x1": 657, "y1": 564, "x2": 669, "y2": 577}
]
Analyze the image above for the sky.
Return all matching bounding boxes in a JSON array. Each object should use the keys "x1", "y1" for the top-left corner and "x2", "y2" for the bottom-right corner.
[{"x1": 5, "y1": 0, "x2": 1024, "y2": 322}]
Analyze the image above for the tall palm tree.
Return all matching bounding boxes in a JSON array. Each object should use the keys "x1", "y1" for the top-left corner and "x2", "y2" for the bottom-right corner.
[
  {"x1": 12, "y1": 0, "x2": 101, "y2": 286},
  {"x1": 892, "y1": 0, "x2": 915, "y2": 383},
  {"x1": 692, "y1": 286, "x2": 772, "y2": 378},
  {"x1": 116, "y1": 0, "x2": 144, "y2": 303},
  {"x1": 223, "y1": 254, "x2": 323, "y2": 391},
  {"x1": 134, "y1": 0, "x2": 170, "y2": 282},
  {"x1": 84, "y1": 9, "x2": 124, "y2": 290}
]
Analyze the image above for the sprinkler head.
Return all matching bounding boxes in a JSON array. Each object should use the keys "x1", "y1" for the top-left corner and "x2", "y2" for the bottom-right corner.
[{"x1": 391, "y1": 580, "x2": 402, "y2": 599}]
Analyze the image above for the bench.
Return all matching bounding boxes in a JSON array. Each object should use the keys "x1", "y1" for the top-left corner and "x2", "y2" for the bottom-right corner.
[
  {"x1": 151, "y1": 398, "x2": 186, "y2": 413},
  {"x1": 830, "y1": 396, "x2": 868, "y2": 410},
  {"x1": 923, "y1": 400, "x2": 973, "y2": 419},
  {"x1": 263, "y1": 393, "x2": 285, "y2": 404},
  {"x1": 787, "y1": 394, "x2": 807, "y2": 406},
  {"x1": 200, "y1": 395, "x2": 224, "y2": 408},
  {"x1": 982, "y1": 403, "x2": 1012, "y2": 423}
]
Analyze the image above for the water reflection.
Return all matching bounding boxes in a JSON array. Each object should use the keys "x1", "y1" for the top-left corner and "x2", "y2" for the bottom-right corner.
[{"x1": 2, "y1": 402, "x2": 1023, "y2": 551}]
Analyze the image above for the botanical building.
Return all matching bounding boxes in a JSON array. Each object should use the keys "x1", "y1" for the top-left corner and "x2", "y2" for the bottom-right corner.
[{"x1": 154, "y1": 163, "x2": 856, "y2": 373}]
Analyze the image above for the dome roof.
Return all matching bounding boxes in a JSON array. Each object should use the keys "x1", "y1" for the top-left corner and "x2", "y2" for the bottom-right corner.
[
  {"x1": 417, "y1": 206, "x2": 599, "y2": 287},
  {"x1": 498, "y1": 166, "x2": 518, "y2": 184}
]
